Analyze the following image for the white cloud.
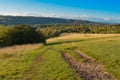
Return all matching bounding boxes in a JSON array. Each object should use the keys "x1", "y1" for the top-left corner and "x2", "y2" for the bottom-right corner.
[
  {"x1": 80, "y1": 15, "x2": 88, "y2": 19},
  {"x1": 0, "y1": 12, "x2": 39, "y2": 16},
  {"x1": 0, "y1": 12, "x2": 120, "y2": 23},
  {"x1": 104, "y1": 17, "x2": 111, "y2": 21}
]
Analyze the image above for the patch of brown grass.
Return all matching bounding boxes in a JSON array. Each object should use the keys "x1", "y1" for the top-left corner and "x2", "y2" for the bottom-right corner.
[
  {"x1": 0, "y1": 44, "x2": 42, "y2": 59},
  {"x1": 47, "y1": 33, "x2": 120, "y2": 42}
]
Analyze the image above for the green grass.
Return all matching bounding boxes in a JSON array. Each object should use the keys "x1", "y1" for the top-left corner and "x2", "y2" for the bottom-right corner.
[
  {"x1": 76, "y1": 37, "x2": 120, "y2": 79},
  {"x1": 58, "y1": 44, "x2": 83, "y2": 62},
  {"x1": 0, "y1": 48, "x2": 42, "y2": 80},
  {"x1": 0, "y1": 34, "x2": 120, "y2": 80},
  {"x1": 27, "y1": 48, "x2": 80, "y2": 80},
  {"x1": 48, "y1": 35, "x2": 120, "y2": 79},
  {"x1": 0, "y1": 45, "x2": 81, "y2": 80}
]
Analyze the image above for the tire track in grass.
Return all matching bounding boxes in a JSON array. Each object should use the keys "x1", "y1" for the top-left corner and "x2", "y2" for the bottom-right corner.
[
  {"x1": 61, "y1": 50, "x2": 116, "y2": 80},
  {"x1": 33, "y1": 48, "x2": 81, "y2": 80},
  {"x1": 24, "y1": 48, "x2": 50, "y2": 80}
]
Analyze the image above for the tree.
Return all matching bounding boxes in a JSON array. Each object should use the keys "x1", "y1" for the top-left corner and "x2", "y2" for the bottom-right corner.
[{"x1": 0, "y1": 25, "x2": 46, "y2": 47}]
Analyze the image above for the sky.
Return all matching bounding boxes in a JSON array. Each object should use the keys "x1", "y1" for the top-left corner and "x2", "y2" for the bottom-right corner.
[{"x1": 0, "y1": 0, "x2": 120, "y2": 23}]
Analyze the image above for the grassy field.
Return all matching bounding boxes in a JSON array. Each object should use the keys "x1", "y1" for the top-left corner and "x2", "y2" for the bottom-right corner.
[
  {"x1": 0, "y1": 34, "x2": 120, "y2": 80},
  {"x1": 47, "y1": 34, "x2": 120, "y2": 80},
  {"x1": 0, "y1": 44, "x2": 80, "y2": 80},
  {"x1": 0, "y1": 44, "x2": 43, "y2": 80}
]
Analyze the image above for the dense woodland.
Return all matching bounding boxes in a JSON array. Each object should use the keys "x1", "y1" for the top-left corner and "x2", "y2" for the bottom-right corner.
[
  {"x1": 0, "y1": 23, "x2": 120, "y2": 47},
  {"x1": 0, "y1": 25, "x2": 46, "y2": 47},
  {"x1": 37, "y1": 24, "x2": 120, "y2": 38}
]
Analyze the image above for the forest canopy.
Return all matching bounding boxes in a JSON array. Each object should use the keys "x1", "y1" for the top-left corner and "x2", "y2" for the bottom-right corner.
[
  {"x1": 0, "y1": 23, "x2": 120, "y2": 47},
  {"x1": 37, "y1": 24, "x2": 120, "y2": 38},
  {"x1": 0, "y1": 25, "x2": 46, "y2": 47}
]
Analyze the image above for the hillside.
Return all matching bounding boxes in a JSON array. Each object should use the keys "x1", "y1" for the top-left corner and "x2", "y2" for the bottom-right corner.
[
  {"x1": 0, "y1": 15, "x2": 94, "y2": 25},
  {"x1": 0, "y1": 34, "x2": 120, "y2": 80}
]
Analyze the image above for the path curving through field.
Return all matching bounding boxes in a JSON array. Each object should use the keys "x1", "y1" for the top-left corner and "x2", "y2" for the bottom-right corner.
[
  {"x1": 61, "y1": 50, "x2": 116, "y2": 80},
  {"x1": 23, "y1": 48, "x2": 50, "y2": 80}
]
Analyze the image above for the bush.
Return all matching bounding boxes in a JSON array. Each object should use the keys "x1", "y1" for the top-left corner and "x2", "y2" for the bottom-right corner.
[{"x1": 0, "y1": 25, "x2": 46, "y2": 47}]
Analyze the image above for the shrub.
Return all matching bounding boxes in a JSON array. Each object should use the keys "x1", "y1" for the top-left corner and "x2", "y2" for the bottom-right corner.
[{"x1": 0, "y1": 25, "x2": 46, "y2": 47}]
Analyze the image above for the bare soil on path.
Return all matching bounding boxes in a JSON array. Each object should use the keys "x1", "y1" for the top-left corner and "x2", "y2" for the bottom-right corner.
[
  {"x1": 61, "y1": 50, "x2": 116, "y2": 80},
  {"x1": 24, "y1": 48, "x2": 50, "y2": 80}
]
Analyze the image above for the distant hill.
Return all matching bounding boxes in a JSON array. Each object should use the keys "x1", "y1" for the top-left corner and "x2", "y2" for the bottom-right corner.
[{"x1": 0, "y1": 15, "x2": 95, "y2": 25}]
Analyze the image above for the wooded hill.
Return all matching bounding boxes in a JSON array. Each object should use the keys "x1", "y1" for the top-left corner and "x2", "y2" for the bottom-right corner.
[{"x1": 0, "y1": 15, "x2": 94, "y2": 25}]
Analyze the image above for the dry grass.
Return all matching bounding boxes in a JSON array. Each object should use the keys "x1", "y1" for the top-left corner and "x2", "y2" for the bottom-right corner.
[
  {"x1": 0, "y1": 44, "x2": 42, "y2": 59},
  {"x1": 47, "y1": 33, "x2": 120, "y2": 42}
]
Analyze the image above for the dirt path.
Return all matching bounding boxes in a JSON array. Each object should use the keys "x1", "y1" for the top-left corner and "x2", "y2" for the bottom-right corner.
[
  {"x1": 24, "y1": 48, "x2": 50, "y2": 80},
  {"x1": 61, "y1": 50, "x2": 116, "y2": 80}
]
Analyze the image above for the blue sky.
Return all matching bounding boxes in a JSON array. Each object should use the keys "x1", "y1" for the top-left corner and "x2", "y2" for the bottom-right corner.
[{"x1": 0, "y1": 0, "x2": 120, "y2": 23}]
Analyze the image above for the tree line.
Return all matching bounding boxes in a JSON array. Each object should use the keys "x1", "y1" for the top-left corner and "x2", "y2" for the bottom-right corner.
[
  {"x1": 0, "y1": 25, "x2": 46, "y2": 47},
  {"x1": 37, "y1": 24, "x2": 120, "y2": 38},
  {"x1": 0, "y1": 24, "x2": 120, "y2": 47}
]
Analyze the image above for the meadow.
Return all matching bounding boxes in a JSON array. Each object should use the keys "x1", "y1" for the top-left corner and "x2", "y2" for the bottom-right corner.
[{"x1": 0, "y1": 34, "x2": 120, "y2": 80}]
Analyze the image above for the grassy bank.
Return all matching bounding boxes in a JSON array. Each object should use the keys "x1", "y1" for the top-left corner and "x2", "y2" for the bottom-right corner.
[
  {"x1": 47, "y1": 34, "x2": 120, "y2": 79},
  {"x1": 0, "y1": 34, "x2": 120, "y2": 80}
]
